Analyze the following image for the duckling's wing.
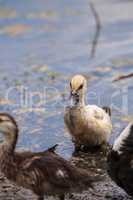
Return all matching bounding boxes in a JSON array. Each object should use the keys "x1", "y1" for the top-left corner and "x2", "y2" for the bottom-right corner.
[
  {"x1": 19, "y1": 152, "x2": 95, "y2": 193},
  {"x1": 86, "y1": 105, "x2": 111, "y2": 121}
]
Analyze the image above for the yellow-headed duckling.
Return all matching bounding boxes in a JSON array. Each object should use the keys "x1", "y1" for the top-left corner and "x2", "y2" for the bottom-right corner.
[{"x1": 64, "y1": 74, "x2": 112, "y2": 151}]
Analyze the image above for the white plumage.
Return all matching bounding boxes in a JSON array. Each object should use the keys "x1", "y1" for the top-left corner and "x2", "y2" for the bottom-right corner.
[
  {"x1": 113, "y1": 122, "x2": 133, "y2": 154},
  {"x1": 64, "y1": 75, "x2": 112, "y2": 150}
]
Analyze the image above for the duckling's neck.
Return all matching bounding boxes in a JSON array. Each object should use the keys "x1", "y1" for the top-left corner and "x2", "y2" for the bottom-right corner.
[
  {"x1": 73, "y1": 94, "x2": 85, "y2": 107},
  {"x1": 0, "y1": 131, "x2": 18, "y2": 177},
  {"x1": 4, "y1": 130, "x2": 18, "y2": 152}
]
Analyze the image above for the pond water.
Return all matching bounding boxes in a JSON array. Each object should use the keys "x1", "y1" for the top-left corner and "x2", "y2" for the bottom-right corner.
[{"x1": 0, "y1": 0, "x2": 133, "y2": 159}]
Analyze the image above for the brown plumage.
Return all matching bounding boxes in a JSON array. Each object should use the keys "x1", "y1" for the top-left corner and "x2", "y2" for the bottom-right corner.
[
  {"x1": 0, "y1": 113, "x2": 99, "y2": 200},
  {"x1": 107, "y1": 123, "x2": 133, "y2": 197}
]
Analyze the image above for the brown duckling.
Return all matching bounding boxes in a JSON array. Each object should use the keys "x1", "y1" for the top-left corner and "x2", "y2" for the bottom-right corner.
[
  {"x1": 0, "y1": 113, "x2": 99, "y2": 200},
  {"x1": 64, "y1": 74, "x2": 112, "y2": 151},
  {"x1": 107, "y1": 122, "x2": 133, "y2": 197}
]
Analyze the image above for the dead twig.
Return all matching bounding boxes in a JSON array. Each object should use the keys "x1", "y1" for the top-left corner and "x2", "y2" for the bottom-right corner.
[
  {"x1": 113, "y1": 73, "x2": 133, "y2": 82},
  {"x1": 89, "y1": 1, "x2": 101, "y2": 58}
]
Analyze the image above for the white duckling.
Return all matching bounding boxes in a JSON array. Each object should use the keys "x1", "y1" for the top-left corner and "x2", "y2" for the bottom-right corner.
[{"x1": 64, "y1": 74, "x2": 112, "y2": 151}]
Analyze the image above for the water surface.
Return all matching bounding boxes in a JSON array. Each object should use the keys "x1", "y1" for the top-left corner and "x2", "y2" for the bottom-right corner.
[{"x1": 0, "y1": 0, "x2": 133, "y2": 158}]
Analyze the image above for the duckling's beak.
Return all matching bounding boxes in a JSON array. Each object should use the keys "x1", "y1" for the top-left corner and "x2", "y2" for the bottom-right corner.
[
  {"x1": 70, "y1": 90, "x2": 80, "y2": 104},
  {"x1": 70, "y1": 90, "x2": 77, "y2": 98}
]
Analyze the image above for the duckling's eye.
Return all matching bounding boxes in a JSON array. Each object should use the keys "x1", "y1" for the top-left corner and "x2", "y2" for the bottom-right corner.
[
  {"x1": 78, "y1": 84, "x2": 83, "y2": 90},
  {"x1": 0, "y1": 119, "x2": 3, "y2": 123}
]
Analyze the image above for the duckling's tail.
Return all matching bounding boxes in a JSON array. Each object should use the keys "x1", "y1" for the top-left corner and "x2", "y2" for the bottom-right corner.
[
  {"x1": 102, "y1": 106, "x2": 111, "y2": 117},
  {"x1": 47, "y1": 144, "x2": 58, "y2": 153}
]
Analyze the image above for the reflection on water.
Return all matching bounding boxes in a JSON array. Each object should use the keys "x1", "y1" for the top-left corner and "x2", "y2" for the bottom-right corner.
[{"x1": 0, "y1": 0, "x2": 132, "y2": 158}]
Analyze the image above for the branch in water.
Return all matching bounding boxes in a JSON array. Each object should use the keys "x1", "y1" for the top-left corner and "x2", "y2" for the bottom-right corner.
[
  {"x1": 89, "y1": 1, "x2": 101, "y2": 58},
  {"x1": 113, "y1": 73, "x2": 133, "y2": 82}
]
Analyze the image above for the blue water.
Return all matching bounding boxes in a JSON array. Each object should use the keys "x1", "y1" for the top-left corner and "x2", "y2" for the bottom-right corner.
[{"x1": 0, "y1": 0, "x2": 133, "y2": 158}]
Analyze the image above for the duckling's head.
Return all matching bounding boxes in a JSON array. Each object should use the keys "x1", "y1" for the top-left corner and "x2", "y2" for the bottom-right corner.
[
  {"x1": 0, "y1": 113, "x2": 18, "y2": 142},
  {"x1": 70, "y1": 75, "x2": 87, "y2": 105}
]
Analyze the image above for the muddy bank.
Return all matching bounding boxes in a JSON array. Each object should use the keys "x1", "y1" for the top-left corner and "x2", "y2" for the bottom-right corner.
[{"x1": 0, "y1": 150, "x2": 132, "y2": 200}]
